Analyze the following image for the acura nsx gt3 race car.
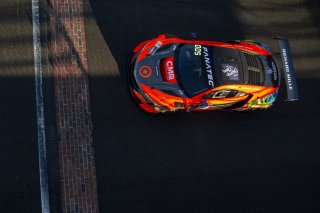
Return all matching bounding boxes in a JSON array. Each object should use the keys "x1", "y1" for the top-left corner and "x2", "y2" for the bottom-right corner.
[{"x1": 127, "y1": 34, "x2": 298, "y2": 114}]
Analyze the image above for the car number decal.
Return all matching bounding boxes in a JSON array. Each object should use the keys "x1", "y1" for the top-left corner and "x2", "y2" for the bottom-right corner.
[{"x1": 194, "y1": 44, "x2": 202, "y2": 55}]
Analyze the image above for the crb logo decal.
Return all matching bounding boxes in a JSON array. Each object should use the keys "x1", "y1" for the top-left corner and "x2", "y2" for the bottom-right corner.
[
  {"x1": 221, "y1": 64, "x2": 239, "y2": 81},
  {"x1": 139, "y1": 66, "x2": 152, "y2": 78},
  {"x1": 202, "y1": 47, "x2": 214, "y2": 87}
]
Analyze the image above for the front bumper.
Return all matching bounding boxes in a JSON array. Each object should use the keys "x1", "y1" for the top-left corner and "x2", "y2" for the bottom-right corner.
[{"x1": 127, "y1": 52, "x2": 168, "y2": 113}]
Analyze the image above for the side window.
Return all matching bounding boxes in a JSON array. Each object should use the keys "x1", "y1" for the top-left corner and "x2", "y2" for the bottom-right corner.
[{"x1": 203, "y1": 89, "x2": 246, "y2": 99}]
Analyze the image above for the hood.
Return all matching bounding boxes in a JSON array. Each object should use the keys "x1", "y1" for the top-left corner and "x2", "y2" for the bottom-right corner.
[{"x1": 133, "y1": 43, "x2": 187, "y2": 97}]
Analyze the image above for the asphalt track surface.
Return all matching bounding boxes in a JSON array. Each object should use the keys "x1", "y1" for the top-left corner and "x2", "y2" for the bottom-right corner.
[
  {"x1": 86, "y1": 0, "x2": 320, "y2": 212},
  {"x1": 0, "y1": 0, "x2": 319, "y2": 212}
]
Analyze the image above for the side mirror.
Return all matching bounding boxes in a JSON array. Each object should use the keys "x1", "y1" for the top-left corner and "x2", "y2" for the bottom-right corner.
[{"x1": 157, "y1": 34, "x2": 166, "y2": 39}]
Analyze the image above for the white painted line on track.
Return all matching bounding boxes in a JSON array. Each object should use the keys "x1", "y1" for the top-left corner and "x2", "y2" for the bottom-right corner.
[{"x1": 32, "y1": 0, "x2": 50, "y2": 212}]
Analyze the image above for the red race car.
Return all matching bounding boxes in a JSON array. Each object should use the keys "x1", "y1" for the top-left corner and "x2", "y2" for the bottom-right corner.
[{"x1": 127, "y1": 34, "x2": 298, "y2": 114}]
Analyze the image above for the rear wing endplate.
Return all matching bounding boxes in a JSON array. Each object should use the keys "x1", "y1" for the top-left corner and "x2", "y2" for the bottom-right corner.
[{"x1": 275, "y1": 37, "x2": 299, "y2": 101}]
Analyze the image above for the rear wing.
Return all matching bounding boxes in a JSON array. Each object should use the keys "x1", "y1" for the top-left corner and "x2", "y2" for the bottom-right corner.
[{"x1": 275, "y1": 37, "x2": 299, "y2": 101}]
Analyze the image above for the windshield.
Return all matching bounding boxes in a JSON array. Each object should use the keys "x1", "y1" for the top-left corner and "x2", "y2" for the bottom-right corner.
[{"x1": 174, "y1": 44, "x2": 216, "y2": 97}]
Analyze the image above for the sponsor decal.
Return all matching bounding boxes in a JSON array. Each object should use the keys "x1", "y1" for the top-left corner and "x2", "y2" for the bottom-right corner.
[
  {"x1": 271, "y1": 62, "x2": 278, "y2": 81},
  {"x1": 221, "y1": 64, "x2": 239, "y2": 81},
  {"x1": 282, "y1": 48, "x2": 293, "y2": 90},
  {"x1": 148, "y1": 41, "x2": 162, "y2": 55},
  {"x1": 160, "y1": 57, "x2": 177, "y2": 83},
  {"x1": 139, "y1": 66, "x2": 152, "y2": 78},
  {"x1": 155, "y1": 41, "x2": 162, "y2": 48},
  {"x1": 203, "y1": 47, "x2": 215, "y2": 87}
]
